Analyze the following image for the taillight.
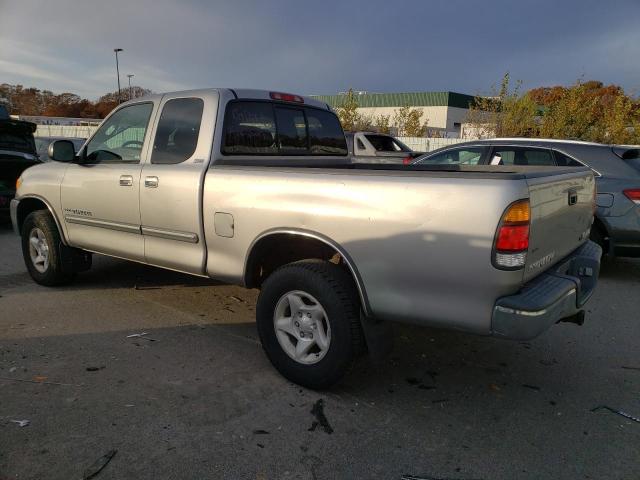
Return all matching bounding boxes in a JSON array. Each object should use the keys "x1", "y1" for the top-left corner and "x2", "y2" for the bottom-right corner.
[
  {"x1": 402, "y1": 156, "x2": 413, "y2": 165},
  {"x1": 494, "y1": 199, "x2": 530, "y2": 269},
  {"x1": 623, "y1": 189, "x2": 640, "y2": 205},
  {"x1": 269, "y1": 92, "x2": 304, "y2": 103}
]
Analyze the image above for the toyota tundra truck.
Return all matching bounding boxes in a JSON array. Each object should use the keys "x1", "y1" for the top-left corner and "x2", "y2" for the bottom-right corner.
[{"x1": 11, "y1": 88, "x2": 601, "y2": 388}]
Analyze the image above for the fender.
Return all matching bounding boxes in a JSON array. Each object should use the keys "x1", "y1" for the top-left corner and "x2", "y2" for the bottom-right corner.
[
  {"x1": 245, "y1": 227, "x2": 372, "y2": 317},
  {"x1": 15, "y1": 194, "x2": 69, "y2": 245}
]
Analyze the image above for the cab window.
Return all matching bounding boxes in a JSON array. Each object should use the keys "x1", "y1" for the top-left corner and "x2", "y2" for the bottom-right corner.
[
  {"x1": 151, "y1": 98, "x2": 204, "y2": 164},
  {"x1": 85, "y1": 103, "x2": 153, "y2": 164}
]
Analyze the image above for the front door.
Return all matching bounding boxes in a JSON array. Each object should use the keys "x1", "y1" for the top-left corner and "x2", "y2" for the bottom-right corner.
[
  {"x1": 139, "y1": 91, "x2": 216, "y2": 274},
  {"x1": 61, "y1": 102, "x2": 156, "y2": 261}
]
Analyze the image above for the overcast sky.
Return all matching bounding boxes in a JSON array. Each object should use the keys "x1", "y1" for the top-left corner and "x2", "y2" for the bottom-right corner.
[{"x1": 1, "y1": 0, "x2": 639, "y2": 99}]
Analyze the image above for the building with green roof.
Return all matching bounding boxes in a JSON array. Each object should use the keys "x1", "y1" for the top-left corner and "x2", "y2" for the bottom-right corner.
[{"x1": 311, "y1": 91, "x2": 478, "y2": 137}]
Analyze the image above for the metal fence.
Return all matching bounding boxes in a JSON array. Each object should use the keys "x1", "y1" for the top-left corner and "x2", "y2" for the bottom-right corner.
[
  {"x1": 34, "y1": 125, "x2": 99, "y2": 139},
  {"x1": 34, "y1": 127, "x2": 469, "y2": 154},
  {"x1": 397, "y1": 137, "x2": 467, "y2": 152}
]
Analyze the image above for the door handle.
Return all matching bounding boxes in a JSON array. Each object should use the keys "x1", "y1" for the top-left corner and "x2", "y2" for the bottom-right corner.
[
  {"x1": 119, "y1": 175, "x2": 133, "y2": 186},
  {"x1": 145, "y1": 176, "x2": 159, "y2": 188}
]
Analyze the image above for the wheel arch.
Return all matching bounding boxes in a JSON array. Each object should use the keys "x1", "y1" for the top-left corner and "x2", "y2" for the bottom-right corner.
[
  {"x1": 16, "y1": 195, "x2": 68, "y2": 245},
  {"x1": 244, "y1": 228, "x2": 371, "y2": 316}
]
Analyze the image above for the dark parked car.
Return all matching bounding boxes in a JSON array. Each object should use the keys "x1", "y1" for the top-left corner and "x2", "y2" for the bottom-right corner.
[
  {"x1": 0, "y1": 119, "x2": 40, "y2": 220},
  {"x1": 413, "y1": 138, "x2": 640, "y2": 257}
]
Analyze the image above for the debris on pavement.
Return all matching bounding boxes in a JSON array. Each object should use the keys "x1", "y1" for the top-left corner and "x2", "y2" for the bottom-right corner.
[
  {"x1": 86, "y1": 366, "x2": 106, "y2": 372},
  {"x1": 10, "y1": 419, "x2": 30, "y2": 427},
  {"x1": 82, "y1": 449, "x2": 117, "y2": 480},
  {"x1": 125, "y1": 332, "x2": 156, "y2": 342},
  {"x1": 0, "y1": 376, "x2": 77, "y2": 386},
  {"x1": 621, "y1": 366, "x2": 640, "y2": 371},
  {"x1": 522, "y1": 384, "x2": 541, "y2": 391},
  {"x1": 253, "y1": 429, "x2": 270, "y2": 435},
  {"x1": 308, "y1": 399, "x2": 333, "y2": 434},
  {"x1": 591, "y1": 405, "x2": 640, "y2": 423},
  {"x1": 401, "y1": 475, "x2": 482, "y2": 480},
  {"x1": 9, "y1": 366, "x2": 17, "y2": 373},
  {"x1": 229, "y1": 295, "x2": 244, "y2": 303}
]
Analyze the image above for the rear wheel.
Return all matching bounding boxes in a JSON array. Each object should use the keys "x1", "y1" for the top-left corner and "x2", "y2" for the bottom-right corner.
[
  {"x1": 256, "y1": 260, "x2": 363, "y2": 389},
  {"x1": 21, "y1": 210, "x2": 75, "y2": 286}
]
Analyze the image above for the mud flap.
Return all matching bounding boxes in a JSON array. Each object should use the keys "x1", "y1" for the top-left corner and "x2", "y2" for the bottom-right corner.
[
  {"x1": 60, "y1": 243, "x2": 92, "y2": 273},
  {"x1": 359, "y1": 312, "x2": 393, "y2": 362}
]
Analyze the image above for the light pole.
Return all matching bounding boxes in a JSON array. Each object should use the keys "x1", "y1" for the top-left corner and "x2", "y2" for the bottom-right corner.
[
  {"x1": 113, "y1": 48, "x2": 123, "y2": 103},
  {"x1": 127, "y1": 74, "x2": 134, "y2": 100}
]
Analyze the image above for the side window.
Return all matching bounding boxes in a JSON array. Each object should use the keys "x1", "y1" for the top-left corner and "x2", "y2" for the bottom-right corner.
[
  {"x1": 151, "y1": 98, "x2": 204, "y2": 165},
  {"x1": 85, "y1": 103, "x2": 153, "y2": 164},
  {"x1": 492, "y1": 147, "x2": 554, "y2": 166},
  {"x1": 356, "y1": 138, "x2": 365, "y2": 150},
  {"x1": 418, "y1": 146, "x2": 488, "y2": 165},
  {"x1": 305, "y1": 109, "x2": 348, "y2": 155},
  {"x1": 275, "y1": 107, "x2": 307, "y2": 153},
  {"x1": 554, "y1": 150, "x2": 583, "y2": 167},
  {"x1": 223, "y1": 102, "x2": 277, "y2": 154}
]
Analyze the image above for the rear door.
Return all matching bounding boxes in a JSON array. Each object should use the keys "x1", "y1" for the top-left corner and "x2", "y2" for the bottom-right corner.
[
  {"x1": 488, "y1": 145, "x2": 556, "y2": 166},
  {"x1": 139, "y1": 91, "x2": 217, "y2": 275},
  {"x1": 61, "y1": 101, "x2": 156, "y2": 260}
]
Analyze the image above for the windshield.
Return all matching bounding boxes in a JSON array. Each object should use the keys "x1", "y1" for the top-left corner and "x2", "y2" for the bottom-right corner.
[{"x1": 364, "y1": 134, "x2": 410, "y2": 152}]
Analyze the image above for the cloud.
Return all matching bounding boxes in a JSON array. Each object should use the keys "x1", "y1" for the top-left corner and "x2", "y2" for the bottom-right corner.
[{"x1": 1, "y1": 0, "x2": 639, "y2": 98}]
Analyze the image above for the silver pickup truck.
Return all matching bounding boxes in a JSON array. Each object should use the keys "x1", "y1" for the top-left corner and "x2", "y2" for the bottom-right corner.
[{"x1": 11, "y1": 88, "x2": 601, "y2": 389}]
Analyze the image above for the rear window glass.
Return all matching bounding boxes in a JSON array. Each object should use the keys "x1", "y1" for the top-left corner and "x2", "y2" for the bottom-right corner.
[
  {"x1": 364, "y1": 134, "x2": 409, "y2": 152},
  {"x1": 275, "y1": 107, "x2": 307, "y2": 153},
  {"x1": 553, "y1": 151, "x2": 583, "y2": 167},
  {"x1": 0, "y1": 132, "x2": 35, "y2": 154},
  {"x1": 222, "y1": 101, "x2": 346, "y2": 156}
]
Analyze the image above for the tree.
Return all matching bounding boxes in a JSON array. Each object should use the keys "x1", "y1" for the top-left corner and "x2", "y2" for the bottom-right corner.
[
  {"x1": 393, "y1": 105, "x2": 427, "y2": 137},
  {"x1": 374, "y1": 114, "x2": 391, "y2": 134},
  {"x1": 335, "y1": 88, "x2": 361, "y2": 131},
  {"x1": 465, "y1": 72, "x2": 539, "y2": 138}
]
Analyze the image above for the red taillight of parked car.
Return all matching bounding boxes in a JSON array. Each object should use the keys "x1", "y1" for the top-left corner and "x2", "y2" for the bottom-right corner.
[
  {"x1": 402, "y1": 156, "x2": 413, "y2": 165},
  {"x1": 494, "y1": 199, "x2": 530, "y2": 269},
  {"x1": 623, "y1": 189, "x2": 640, "y2": 205}
]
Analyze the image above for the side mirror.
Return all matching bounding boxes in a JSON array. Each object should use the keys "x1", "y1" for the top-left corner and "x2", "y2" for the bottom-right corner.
[{"x1": 48, "y1": 140, "x2": 76, "y2": 162}]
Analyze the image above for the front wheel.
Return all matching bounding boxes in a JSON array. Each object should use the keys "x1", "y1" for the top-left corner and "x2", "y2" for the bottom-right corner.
[
  {"x1": 256, "y1": 260, "x2": 363, "y2": 389},
  {"x1": 21, "y1": 210, "x2": 75, "y2": 286}
]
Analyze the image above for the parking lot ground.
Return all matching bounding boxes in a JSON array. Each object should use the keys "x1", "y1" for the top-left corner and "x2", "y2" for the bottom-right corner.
[{"x1": 0, "y1": 223, "x2": 639, "y2": 480}]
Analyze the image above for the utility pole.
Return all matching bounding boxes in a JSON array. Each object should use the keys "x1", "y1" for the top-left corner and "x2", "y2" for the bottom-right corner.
[
  {"x1": 127, "y1": 74, "x2": 134, "y2": 100},
  {"x1": 114, "y1": 48, "x2": 123, "y2": 103}
]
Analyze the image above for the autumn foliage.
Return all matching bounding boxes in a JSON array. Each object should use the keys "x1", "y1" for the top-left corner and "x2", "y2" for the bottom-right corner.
[
  {"x1": 466, "y1": 74, "x2": 640, "y2": 144},
  {"x1": 0, "y1": 83, "x2": 151, "y2": 119}
]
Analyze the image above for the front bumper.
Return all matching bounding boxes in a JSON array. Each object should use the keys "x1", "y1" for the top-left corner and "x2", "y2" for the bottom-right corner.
[
  {"x1": 491, "y1": 241, "x2": 601, "y2": 340},
  {"x1": 10, "y1": 198, "x2": 19, "y2": 234}
]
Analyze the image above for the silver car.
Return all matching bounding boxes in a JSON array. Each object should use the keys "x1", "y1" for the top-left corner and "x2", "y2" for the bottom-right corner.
[{"x1": 414, "y1": 138, "x2": 640, "y2": 257}]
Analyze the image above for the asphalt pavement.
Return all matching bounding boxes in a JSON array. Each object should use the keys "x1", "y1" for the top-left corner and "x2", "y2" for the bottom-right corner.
[{"x1": 0, "y1": 223, "x2": 638, "y2": 480}]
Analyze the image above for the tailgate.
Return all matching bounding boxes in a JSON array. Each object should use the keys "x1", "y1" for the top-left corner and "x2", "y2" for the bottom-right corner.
[{"x1": 524, "y1": 169, "x2": 595, "y2": 282}]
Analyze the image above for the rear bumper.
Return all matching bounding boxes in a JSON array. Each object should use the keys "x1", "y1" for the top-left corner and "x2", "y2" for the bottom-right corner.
[
  {"x1": 491, "y1": 241, "x2": 601, "y2": 340},
  {"x1": 10, "y1": 198, "x2": 19, "y2": 234}
]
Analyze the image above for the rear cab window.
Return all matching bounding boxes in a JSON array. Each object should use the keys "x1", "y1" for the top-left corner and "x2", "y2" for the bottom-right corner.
[
  {"x1": 364, "y1": 134, "x2": 409, "y2": 152},
  {"x1": 553, "y1": 150, "x2": 584, "y2": 167},
  {"x1": 222, "y1": 101, "x2": 347, "y2": 156}
]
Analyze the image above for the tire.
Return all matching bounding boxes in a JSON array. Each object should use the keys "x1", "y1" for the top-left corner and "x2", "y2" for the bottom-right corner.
[
  {"x1": 256, "y1": 260, "x2": 363, "y2": 390},
  {"x1": 21, "y1": 210, "x2": 75, "y2": 286}
]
